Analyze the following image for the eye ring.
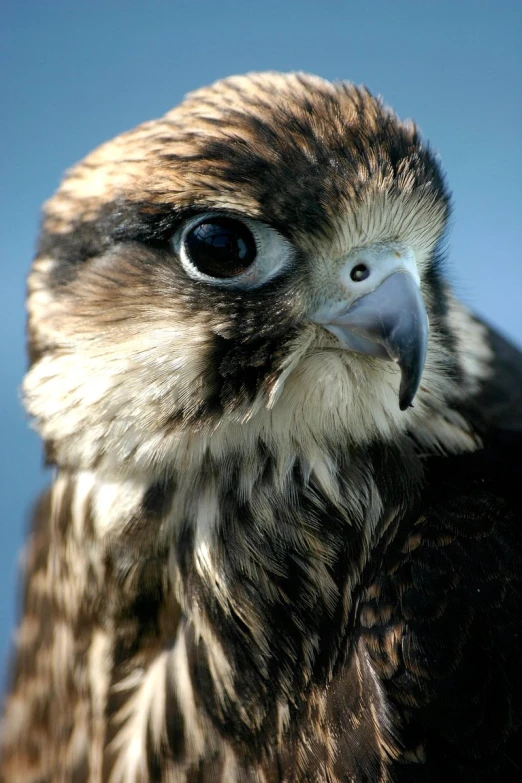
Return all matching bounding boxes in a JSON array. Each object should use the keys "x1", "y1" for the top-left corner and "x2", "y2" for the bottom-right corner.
[
  {"x1": 183, "y1": 216, "x2": 258, "y2": 279},
  {"x1": 350, "y1": 263, "x2": 370, "y2": 282},
  {"x1": 172, "y1": 212, "x2": 295, "y2": 289}
]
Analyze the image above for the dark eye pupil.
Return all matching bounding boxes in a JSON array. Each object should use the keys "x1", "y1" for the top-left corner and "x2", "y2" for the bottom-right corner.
[{"x1": 184, "y1": 217, "x2": 257, "y2": 278}]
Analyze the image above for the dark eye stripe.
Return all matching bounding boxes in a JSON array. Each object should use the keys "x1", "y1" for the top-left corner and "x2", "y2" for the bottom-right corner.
[{"x1": 184, "y1": 217, "x2": 257, "y2": 279}]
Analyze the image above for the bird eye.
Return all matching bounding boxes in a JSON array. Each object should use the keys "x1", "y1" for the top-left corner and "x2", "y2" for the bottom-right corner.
[
  {"x1": 184, "y1": 217, "x2": 257, "y2": 279},
  {"x1": 173, "y1": 212, "x2": 294, "y2": 288}
]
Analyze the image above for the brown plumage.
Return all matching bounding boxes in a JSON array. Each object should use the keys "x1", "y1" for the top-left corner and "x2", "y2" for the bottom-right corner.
[{"x1": 2, "y1": 72, "x2": 522, "y2": 782}]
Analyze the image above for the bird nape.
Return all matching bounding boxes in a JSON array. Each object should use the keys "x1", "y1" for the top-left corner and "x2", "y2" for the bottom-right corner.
[{"x1": 2, "y1": 72, "x2": 522, "y2": 783}]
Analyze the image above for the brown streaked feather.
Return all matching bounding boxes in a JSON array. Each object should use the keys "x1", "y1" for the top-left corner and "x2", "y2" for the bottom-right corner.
[{"x1": 1, "y1": 482, "x2": 98, "y2": 782}]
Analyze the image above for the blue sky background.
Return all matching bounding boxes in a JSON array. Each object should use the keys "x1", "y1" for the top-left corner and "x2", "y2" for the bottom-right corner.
[{"x1": 1, "y1": 0, "x2": 521, "y2": 682}]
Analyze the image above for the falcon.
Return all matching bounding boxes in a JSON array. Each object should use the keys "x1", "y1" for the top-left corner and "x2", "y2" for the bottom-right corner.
[{"x1": 2, "y1": 72, "x2": 522, "y2": 783}]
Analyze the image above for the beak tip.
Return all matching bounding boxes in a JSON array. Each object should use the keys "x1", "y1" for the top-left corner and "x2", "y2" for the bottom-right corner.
[
  {"x1": 399, "y1": 398, "x2": 414, "y2": 412},
  {"x1": 398, "y1": 349, "x2": 426, "y2": 411},
  {"x1": 398, "y1": 393, "x2": 413, "y2": 412}
]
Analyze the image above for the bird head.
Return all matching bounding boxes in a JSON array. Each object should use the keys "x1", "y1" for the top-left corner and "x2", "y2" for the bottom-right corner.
[{"x1": 24, "y1": 72, "x2": 486, "y2": 478}]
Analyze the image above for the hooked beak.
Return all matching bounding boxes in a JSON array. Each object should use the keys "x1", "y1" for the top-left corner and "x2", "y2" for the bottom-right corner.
[{"x1": 313, "y1": 268, "x2": 429, "y2": 411}]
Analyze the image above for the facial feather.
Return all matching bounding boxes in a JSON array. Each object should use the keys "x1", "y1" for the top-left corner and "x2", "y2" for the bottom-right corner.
[{"x1": 24, "y1": 73, "x2": 487, "y2": 488}]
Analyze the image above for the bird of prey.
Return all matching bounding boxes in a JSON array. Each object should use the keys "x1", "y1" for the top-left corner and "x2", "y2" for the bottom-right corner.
[{"x1": 2, "y1": 72, "x2": 522, "y2": 783}]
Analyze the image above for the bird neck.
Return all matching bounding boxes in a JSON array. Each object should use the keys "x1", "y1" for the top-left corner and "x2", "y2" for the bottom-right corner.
[{"x1": 166, "y1": 436, "x2": 423, "y2": 732}]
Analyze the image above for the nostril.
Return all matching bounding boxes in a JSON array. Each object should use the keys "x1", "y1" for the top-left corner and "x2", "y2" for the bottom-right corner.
[{"x1": 350, "y1": 263, "x2": 370, "y2": 282}]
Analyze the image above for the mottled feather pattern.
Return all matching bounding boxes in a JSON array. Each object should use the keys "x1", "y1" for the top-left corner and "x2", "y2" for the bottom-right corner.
[{"x1": 2, "y1": 72, "x2": 522, "y2": 782}]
